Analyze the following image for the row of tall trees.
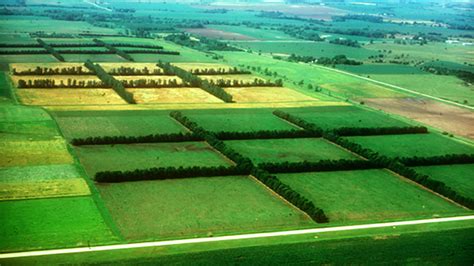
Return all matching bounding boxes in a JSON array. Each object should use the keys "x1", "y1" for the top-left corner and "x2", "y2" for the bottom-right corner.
[
  {"x1": 209, "y1": 78, "x2": 283, "y2": 87},
  {"x1": 158, "y1": 61, "x2": 234, "y2": 102},
  {"x1": 272, "y1": 110, "x2": 323, "y2": 135},
  {"x1": 332, "y1": 126, "x2": 428, "y2": 136},
  {"x1": 109, "y1": 66, "x2": 170, "y2": 76},
  {"x1": 191, "y1": 67, "x2": 251, "y2": 75},
  {"x1": 71, "y1": 132, "x2": 201, "y2": 145},
  {"x1": 36, "y1": 38, "x2": 65, "y2": 62},
  {"x1": 123, "y1": 49, "x2": 180, "y2": 55},
  {"x1": 93, "y1": 39, "x2": 134, "y2": 62},
  {"x1": 95, "y1": 165, "x2": 246, "y2": 182},
  {"x1": 84, "y1": 60, "x2": 135, "y2": 103},
  {"x1": 120, "y1": 78, "x2": 183, "y2": 88},
  {"x1": 0, "y1": 50, "x2": 49, "y2": 55},
  {"x1": 17, "y1": 79, "x2": 107, "y2": 88},
  {"x1": 13, "y1": 66, "x2": 92, "y2": 75}
]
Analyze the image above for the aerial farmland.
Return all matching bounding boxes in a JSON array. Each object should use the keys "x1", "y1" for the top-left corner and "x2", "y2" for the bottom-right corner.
[{"x1": 0, "y1": 0, "x2": 473, "y2": 264}]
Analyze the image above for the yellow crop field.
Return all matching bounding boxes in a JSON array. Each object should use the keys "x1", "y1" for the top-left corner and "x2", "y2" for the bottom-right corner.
[
  {"x1": 11, "y1": 75, "x2": 102, "y2": 86},
  {"x1": 0, "y1": 179, "x2": 90, "y2": 201},
  {"x1": 16, "y1": 89, "x2": 127, "y2": 105},
  {"x1": 199, "y1": 74, "x2": 265, "y2": 83},
  {"x1": 173, "y1": 62, "x2": 234, "y2": 72},
  {"x1": 128, "y1": 88, "x2": 223, "y2": 104},
  {"x1": 0, "y1": 139, "x2": 74, "y2": 167},
  {"x1": 10, "y1": 62, "x2": 88, "y2": 72},
  {"x1": 224, "y1": 87, "x2": 317, "y2": 103},
  {"x1": 115, "y1": 75, "x2": 183, "y2": 84}
]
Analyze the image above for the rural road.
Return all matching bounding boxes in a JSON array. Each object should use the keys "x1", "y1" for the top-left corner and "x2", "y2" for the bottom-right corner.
[
  {"x1": 1, "y1": 215, "x2": 473, "y2": 259},
  {"x1": 83, "y1": 0, "x2": 112, "y2": 11}
]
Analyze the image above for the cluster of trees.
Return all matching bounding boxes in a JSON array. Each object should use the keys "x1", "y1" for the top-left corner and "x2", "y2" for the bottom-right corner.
[
  {"x1": 84, "y1": 60, "x2": 135, "y2": 104},
  {"x1": 93, "y1": 39, "x2": 134, "y2": 61},
  {"x1": 420, "y1": 65, "x2": 474, "y2": 84},
  {"x1": 164, "y1": 33, "x2": 241, "y2": 52},
  {"x1": 287, "y1": 54, "x2": 363, "y2": 66},
  {"x1": 278, "y1": 26, "x2": 324, "y2": 42},
  {"x1": 191, "y1": 67, "x2": 251, "y2": 75},
  {"x1": 17, "y1": 79, "x2": 106, "y2": 88},
  {"x1": 36, "y1": 38, "x2": 64, "y2": 62},
  {"x1": 208, "y1": 78, "x2": 283, "y2": 87},
  {"x1": 121, "y1": 78, "x2": 183, "y2": 88},
  {"x1": 329, "y1": 38, "x2": 361, "y2": 48},
  {"x1": 214, "y1": 129, "x2": 319, "y2": 140},
  {"x1": 13, "y1": 66, "x2": 92, "y2": 75},
  {"x1": 158, "y1": 61, "x2": 233, "y2": 102},
  {"x1": 332, "y1": 126, "x2": 428, "y2": 137},
  {"x1": 252, "y1": 168, "x2": 329, "y2": 223},
  {"x1": 109, "y1": 67, "x2": 170, "y2": 76},
  {"x1": 272, "y1": 110, "x2": 323, "y2": 135},
  {"x1": 95, "y1": 165, "x2": 246, "y2": 183},
  {"x1": 259, "y1": 159, "x2": 377, "y2": 173},
  {"x1": 71, "y1": 132, "x2": 201, "y2": 145},
  {"x1": 333, "y1": 14, "x2": 384, "y2": 23},
  {"x1": 399, "y1": 154, "x2": 474, "y2": 167}
]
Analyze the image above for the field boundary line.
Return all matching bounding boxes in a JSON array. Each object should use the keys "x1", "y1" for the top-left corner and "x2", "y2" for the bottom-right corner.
[{"x1": 1, "y1": 215, "x2": 473, "y2": 259}]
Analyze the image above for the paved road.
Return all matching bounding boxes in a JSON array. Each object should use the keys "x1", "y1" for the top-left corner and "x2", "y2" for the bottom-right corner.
[{"x1": 1, "y1": 215, "x2": 473, "y2": 259}]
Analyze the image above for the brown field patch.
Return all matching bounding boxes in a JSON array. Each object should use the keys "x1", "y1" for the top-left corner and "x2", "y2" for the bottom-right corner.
[
  {"x1": 17, "y1": 89, "x2": 127, "y2": 105},
  {"x1": 362, "y1": 97, "x2": 474, "y2": 139},
  {"x1": 0, "y1": 179, "x2": 90, "y2": 201},
  {"x1": 185, "y1": 28, "x2": 258, "y2": 41},
  {"x1": 128, "y1": 88, "x2": 224, "y2": 104},
  {"x1": 224, "y1": 87, "x2": 317, "y2": 103}
]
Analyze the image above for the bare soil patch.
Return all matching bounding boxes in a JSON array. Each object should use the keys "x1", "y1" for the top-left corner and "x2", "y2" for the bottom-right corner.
[{"x1": 362, "y1": 97, "x2": 474, "y2": 139}]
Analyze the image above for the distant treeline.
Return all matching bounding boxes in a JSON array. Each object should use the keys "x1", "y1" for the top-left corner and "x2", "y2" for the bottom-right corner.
[
  {"x1": 17, "y1": 79, "x2": 107, "y2": 88},
  {"x1": 287, "y1": 54, "x2": 363, "y2": 66},
  {"x1": 71, "y1": 132, "x2": 201, "y2": 145},
  {"x1": 420, "y1": 65, "x2": 474, "y2": 84},
  {"x1": 96, "y1": 165, "x2": 246, "y2": 183},
  {"x1": 208, "y1": 78, "x2": 283, "y2": 88},
  {"x1": 191, "y1": 67, "x2": 251, "y2": 75},
  {"x1": 158, "y1": 61, "x2": 233, "y2": 102},
  {"x1": 332, "y1": 14, "x2": 384, "y2": 23},
  {"x1": 329, "y1": 38, "x2": 361, "y2": 48},
  {"x1": 164, "y1": 33, "x2": 241, "y2": 52},
  {"x1": 12, "y1": 66, "x2": 92, "y2": 75},
  {"x1": 84, "y1": 60, "x2": 135, "y2": 104},
  {"x1": 37, "y1": 39, "x2": 64, "y2": 62}
]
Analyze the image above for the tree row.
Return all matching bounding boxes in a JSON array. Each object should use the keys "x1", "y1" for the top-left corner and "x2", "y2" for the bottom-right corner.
[
  {"x1": 71, "y1": 132, "x2": 201, "y2": 145},
  {"x1": 37, "y1": 38, "x2": 65, "y2": 62}
]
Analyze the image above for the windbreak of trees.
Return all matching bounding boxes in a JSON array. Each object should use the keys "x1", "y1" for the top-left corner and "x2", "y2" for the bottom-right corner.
[
  {"x1": 37, "y1": 38, "x2": 65, "y2": 62},
  {"x1": 13, "y1": 66, "x2": 92, "y2": 75},
  {"x1": 95, "y1": 165, "x2": 246, "y2": 183},
  {"x1": 0, "y1": 50, "x2": 49, "y2": 55},
  {"x1": 109, "y1": 43, "x2": 164, "y2": 49},
  {"x1": 272, "y1": 110, "x2": 323, "y2": 135},
  {"x1": 332, "y1": 126, "x2": 428, "y2": 136},
  {"x1": 420, "y1": 65, "x2": 474, "y2": 84},
  {"x1": 399, "y1": 154, "x2": 474, "y2": 166},
  {"x1": 259, "y1": 159, "x2": 377, "y2": 173},
  {"x1": 329, "y1": 38, "x2": 361, "y2": 48},
  {"x1": 208, "y1": 78, "x2": 283, "y2": 87},
  {"x1": 252, "y1": 168, "x2": 329, "y2": 223},
  {"x1": 71, "y1": 132, "x2": 201, "y2": 145},
  {"x1": 93, "y1": 39, "x2": 134, "y2": 62},
  {"x1": 120, "y1": 78, "x2": 184, "y2": 88},
  {"x1": 109, "y1": 66, "x2": 170, "y2": 76},
  {"x1": 17, "y1": 78, "x2": 107, "y2": 88},
  {"x1": 287, "y1": 54, "x2": 363, "y2": 66},
  {"x1": 191, "y1": 67, "x2": 251, "y2": 75},
  {"x1": 123, "y1": 49, "x2": 180, "y2": 55},
  {"x1": 84, "y1": 60, "x2": 135, "y2": 104},
  {"x1": 164, "y1": 33, "x2": 241, "y2": 52},
  {"x1": 214, "y1": 129, "x2": 320, "y2": 140},
  {"x1": 158, "y1": 61, "x2": 233, "y2": 103},
  {"x1": 0, "y1": 43, "x2": 42, "y2": 48}
]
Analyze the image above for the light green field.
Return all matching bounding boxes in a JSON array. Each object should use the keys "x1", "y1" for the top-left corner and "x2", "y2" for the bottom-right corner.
[
  {"x1": 225, "y1": 138, "x2": 358, "y2": 165},
  {"x1": 75, "y1": 141, "x2": 233, "y2": 177},
  {"x1": 183, "y1": 108, "x2": 298, "y2": 132},
  {"x1": 347, "y1": 134, "x2": 474, "y2": 158},
  {"x1": 277, "y1": 169, "x2": 466, "y2": 223},
  {"x1": 0, "y1": 196, "x2": 117, "y2": 252},
  {"x1": 0, "y1": 55, "x2": 57, "y2": 63},
  {"x1": 287, "y1": 105, "x2": 409, "y2": 130},
  {"x1": 413, "y1": 164, "x2": 474, "y2": 199},
  {"x1": 53, "y1": 110, "x2": 187, "y2": 140},
  {"x1": 97, "y1": 175, "x2": 313, "y2": 241}
]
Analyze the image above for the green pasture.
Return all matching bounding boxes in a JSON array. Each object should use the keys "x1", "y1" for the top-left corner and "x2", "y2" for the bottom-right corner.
[
  {"x1": 347, "y1": 134, "x2": 474, "y2": 158},
  {"x1": 75, "y1": 141, "x2": 232, "y2": 177},
  {"x1": 277, "y1": 169, "x2": 466, "y2": 223},
  {"x1": 97, "y1": 175, "x2": 313, "y2": 241},
  {"x1": 336, "y1": 64, "x2": 426, "y2": 75},
  {"x1": 413, "y1": 164, "x2": 474, "y2": 200},
  {"x1": 225, "y1": 138, "x2": 358, "y2": 165}
]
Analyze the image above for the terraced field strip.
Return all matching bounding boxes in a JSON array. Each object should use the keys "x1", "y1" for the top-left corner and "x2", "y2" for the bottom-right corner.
[{"x1": 1, "y1": 215, "x2": 472, "y2": 259}]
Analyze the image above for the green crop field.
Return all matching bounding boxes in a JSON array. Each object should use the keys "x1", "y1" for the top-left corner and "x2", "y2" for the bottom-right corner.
[
  {"x1": 183, "y1": 108, "x2": 298, "y2": 132},
  {"x1": 277, "y1": 169, "x2": 466, "y2": 223},
  {"x1": 53, "y1": 110, "x2": 187, "y2": 140},
  {"x1": 347, "y1": 134, "x2": 474, "y2": 158},
  {"x1": 287, "y1": 105, "x2": 409, "y2": 130},
  {"x1": 97, "y1": 175, "x2": 313, "y2": 240},
  {"x1": 0, "y1": 196, "x2": 117, "y2": 252},
  {"x1": 413, "y1": 164, "x2": 474, "y2": 199},
  {"x1": 225, "y1": 138, "x2": 359, "y2": 165},
  {"x1": 75, "y1": 141, "x2": 233, "y2": 177}
]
